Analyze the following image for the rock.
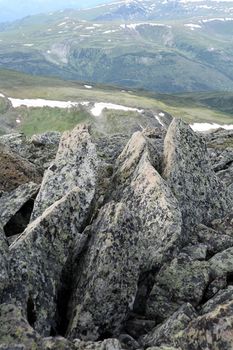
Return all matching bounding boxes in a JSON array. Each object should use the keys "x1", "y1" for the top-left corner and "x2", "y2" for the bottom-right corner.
[
  {"x1": 209, "y1": 247, "x2": 233, "y2": 278},
  {"x1": 145, "y1": 285, "x2": 182, "y2": 324},
  {"x1": 201, "y1": 286, "x2": 233, "y2": 315},
  {"x1": 151, "y1": 254, "x2": 210, "y2": 307},
  {"x1": 31, "y1": 124, "x2": 99, "y2": 220},
  {"x1": 211, "y1": 212, "x2": 233, "y2": 236},
  {"x1": 163, "y1": 119, "x2": 233, "y2": 228},
  {"x1": 0, "y1": 303, "x2": 42, "y2": 349},
  {"x1": 0, "y1": 182, "x2": 39, "y2": 236},
  {"x1": 147, "y1": 347, "x2": 181, "y2": 350},
  {"x1": 0, "y1": 143, "x2": 42, "y2": 192},
  {"x1": 125, "y1": 318, "x2": 156, "y2": 339},
  {"x1": 194, "y1": 224, "x2": 233, "y2": 256},
  {"x1": 176, "y1": 298, "x2": 233, "y2": 350},
  {"x1": 30, "y1": 132, "x2": 61, "y2": 147},
  {"x1": 204, "y1": 276, "x2": 227, "y2": 301},
  {"x1": 112, "y1": 130, "x2": 182, "y2": 269},
  {"x1": 118, "y1": 333, "x2": 140, "y2": 349},
  {"x1": 0, "y1": 132, "x2": 60, "y2": 171},
  {"x1": 73, "y1": 339, "x2": 123, "y2": 350},
  {"x1": 142, "y1": 303, "x2": 197, "y2": 347},
  {"x1": 7, "y1": 187, "x2": 90, "y2": 336},
  {"x1": 181, "y1": 244, "x2": 207, "y2": 261},
  {"x1": 42, "y1": 336, "x2": 76, "y2": 350},
  {"x1": 0, "y1": 224, "x2": 9, "y2": 300},
  {"x1": 67, "y1": 201, "x2": 140, "y2": 341}
]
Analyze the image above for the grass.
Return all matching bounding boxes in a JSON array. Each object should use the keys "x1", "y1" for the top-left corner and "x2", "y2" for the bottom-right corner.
[
  {"x1": 0, "y1": 69, "x2": 232, "y2": 136},
  {"x1": 18, "y1": 106, "x2": 92, "y2": 136}
]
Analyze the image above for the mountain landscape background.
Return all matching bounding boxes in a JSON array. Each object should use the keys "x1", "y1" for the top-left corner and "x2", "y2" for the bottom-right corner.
[{"x1": 0, "y1": 0, "x2": 233, "y2": 93}]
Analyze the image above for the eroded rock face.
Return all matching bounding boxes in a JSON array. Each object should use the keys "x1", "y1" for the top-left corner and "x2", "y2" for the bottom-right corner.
[
  {"x1": 0, "y1": 143, "x2": 42, "y2": 192},
  {"x1": 112, "y1": 130, "x2": 183, "y2": 269},
  {"x1": 67, "y1": 201, "x2": 140, "y2": 341},
  {"x1": 7, "y1": 187, "x2": 90, "y2": 336},
  {"x1": 163, "y1": 119, "x2": 233, "y2": 228},
  {"x1": 31, "y1": 124, "x2": 99, "y2": 220}
]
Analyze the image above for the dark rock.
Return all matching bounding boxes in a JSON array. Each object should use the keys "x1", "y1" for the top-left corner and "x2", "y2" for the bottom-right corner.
[
  {"x1": 201, "y1": 286, "x2": 233, "y2": 315},
  {"x1": 0, "y1": 182, "x2": 39, "y2": 236},
  {"x1": 194, "y1": 224, "x2": 233, "y2": 256},
  {"x1": 142, "y1": 303, "x2": 197, "y2": 347},
  {"x1": 0, "y1": 143, "x2": 42, "y2": 192}
]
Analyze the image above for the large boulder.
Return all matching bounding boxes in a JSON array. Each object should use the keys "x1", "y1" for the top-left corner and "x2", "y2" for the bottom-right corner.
[
  {"x1": 0, "y1": 143, "x2": 42, "y2": 192},
  {"x1": 7, "y1": 187, "x2": 91, "y2": 336},
  {"x1": 31, "y1": 124, "x2": 99, "y2": 220},
  {"x1": 67, "y1": 201, "x2": 140, "y2": 341},
  {"x1": 111, "y1": 130, "x2": 183, "y2": 269},
  {"x1": 163, "y1": 119, "x2": 233, "y2": 228}
]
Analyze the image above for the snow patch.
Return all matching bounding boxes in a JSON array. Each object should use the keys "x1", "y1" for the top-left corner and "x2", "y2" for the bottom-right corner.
[
  {"x1": 23, "y1": 44, "x2": 34, "y2": 47},
  {"x1": 84, "y1": 85, "x2": 93, "y2": 89},
  {"x1": 155, "y1": 115, "x2": 164, "y2": 126},
  {"x1": 184, "y1": 23, "x2": 202, "y2": 30},
  {"x1": 191, "y1": 123, "x2": 233, "y2": 132},
  {"x1": 91, "y1": 102, "x2": 143, "y2": 117},
  {"x1": 0, "y1": 93, "x2": 5, "y2": 98}
]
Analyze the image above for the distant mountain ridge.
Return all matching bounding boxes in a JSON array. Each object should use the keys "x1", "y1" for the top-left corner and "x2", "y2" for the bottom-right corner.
[{"x1": 0, "y1": 0, "x2": 233, "y2": 93}]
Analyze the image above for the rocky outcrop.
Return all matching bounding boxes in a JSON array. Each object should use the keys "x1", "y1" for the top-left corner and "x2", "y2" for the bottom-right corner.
[
  {"x1": 163, "y1": 119, "x2": 233, "y2": 228},
  {"x1": 111, "y1": 130, "x2": 183, "y2": 269},
  {"x1": 31, "y1": 124, "x2": 99, "y2": 220},
  {"x1": 0, "y1": 120, "x2": 233, "y2": 350}
]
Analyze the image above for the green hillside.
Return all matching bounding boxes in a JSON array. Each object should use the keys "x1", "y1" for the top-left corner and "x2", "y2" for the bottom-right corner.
[
  {"x1": 0, "y1": 12, "x2": 233, "y2": 93},
  {"x1": 0, "y1": 69, "x2": 232, "y2": 137}
]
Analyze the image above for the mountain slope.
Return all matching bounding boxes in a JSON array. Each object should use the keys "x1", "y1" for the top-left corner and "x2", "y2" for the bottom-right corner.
[
  {"x1": 0, "y1": 8, "x2": 233, "y2": 93},
  {"x1": 0, "y1": 68, "x2": 232, "y2": 136}
]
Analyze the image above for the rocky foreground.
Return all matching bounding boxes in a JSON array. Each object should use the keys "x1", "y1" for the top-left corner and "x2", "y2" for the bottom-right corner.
[{"x1": 0, "y1": 119, "x2": 233, "y2": 350}]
